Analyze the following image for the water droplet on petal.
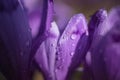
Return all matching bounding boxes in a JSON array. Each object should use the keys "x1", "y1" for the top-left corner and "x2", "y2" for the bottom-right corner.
[
  {"x1": 57, "y1": 65, "x2": 63, "y2": 70},
  {"x1": 70, "y1": 52, "x2": 74, "y2": 56},
  {"x1": 72, "y1": 43, "x2": 75, "y2": 47},
  {"x1": 70, "y1": 34, "x2": 77, "y2": 40},
  {"x1": 51, "y1": 43, "x2": 54, "y2": 47},
  {"x1": 56, "y1": 57, "x2": 61, "y2": 60}
]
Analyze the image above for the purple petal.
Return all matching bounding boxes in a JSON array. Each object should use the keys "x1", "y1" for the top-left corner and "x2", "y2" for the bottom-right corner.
[
  {"x1": 68, "y1": 10, "x2": 107, "y2": 75},
  {"x1": 81, "y1": 9, "x2": 107, "y2": 80},
  {"x1": 35, "y1": 21, "x2": 60, "y2": 80},
  {"x1": 88, "y1": 9, "x2": 107, "y2": 47},
  {"x1": 55, "y1": 14, "x2": 88, "y2": 80},
  {"x1": 0, "y1": 1, "x2": 32, "y2": 80},
  {"x1": 30, "y1": 0, "x2": 54, "y2": 62},
  {"x1": 34, "y1": 42, "x2": 49, "y2": 76}
]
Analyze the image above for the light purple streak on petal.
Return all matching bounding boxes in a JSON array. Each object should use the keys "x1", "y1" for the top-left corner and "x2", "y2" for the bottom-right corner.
[
  {"x1": 45, "y1": 21, "x2": 60, "y2": 80},
  {"x1": 30, "y1": 0, "x2": 54, "y2": 62},
  {"x1": 34, "y1": 21, "x2": 59, "y2": 80},
  {"x1": 35, "y1": 42, "x2": 49, "y2": 75},
  {"x1": 88, "y1": 9, "x2": 107, "y2": 47},
  {"x1": 29, "y1": 11, "x2": 41, "y2": 38},
  {"x1": 0, "y1": 1, "x2": 32, "y2": 80},
  {"x1": 82, "y1": 51, "x2": 94, "y2": 80},
  {"x1": 21, "y1": 0, "x2": 43, "y2": 38},
  {"x1": 85, "y1": 51, "x2": 92, "y2": 67},
  {"x1": 55, "y1": 14, "x2": 88, "y2": 80}
]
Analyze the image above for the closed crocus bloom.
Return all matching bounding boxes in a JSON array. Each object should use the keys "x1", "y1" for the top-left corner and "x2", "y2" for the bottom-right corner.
[
  {"x1": 0, "y1": 0, "x2": 32, "y2": 80},
  {"x1": 55, "y1": 14, "x2": 88, "y2": 80},
  {"x1": 34, "y1": 13, "x2": 89, "y2": 80},
  {"x1": 90, "y1": 7, "x2": 120, "y2": 80},
  {"x1": 83, "y1": 9, "x2": 107, "y2": 80}
]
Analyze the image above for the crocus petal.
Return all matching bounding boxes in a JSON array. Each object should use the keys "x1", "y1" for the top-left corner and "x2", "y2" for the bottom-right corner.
[
  {"x1": 68, "y1": 10, "x2": 107, "y2": 75},
  {"x1": 35, "y1": 21, "x2": 59, "y2": 80},
  {"x1": 88, "y1": 9, "x2": 107, "y2": 48},
  {"x1": 55, "y1": 14, "x2": 88, "y2": 80},
  {"x1": 89, "y1": 9, "x2": 107, "y2": 53},
  {"x1": 81, "y1": 9, "x2": 107, "y2": 80},
  {"x1": 30, "y1": 0, "x2": 54, "y2": 62},
  {"x1": 91, "y1": 7, "x2": 120, "y2": 80},
  {"x1": 0, "y1": 1, "x2": 32, "y2": 80},
  {"x1": 45, "y1": 21, "x2": 60, "y2": 80}
]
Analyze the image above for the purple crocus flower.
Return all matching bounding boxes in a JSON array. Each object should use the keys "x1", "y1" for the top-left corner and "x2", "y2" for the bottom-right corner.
[
  {"x1": 84, "y1": 6, "x2": 120, "y2": 80},
  {"x1": 35, "y1": 13, "x2": 89, "y2": 80},
  {"x1": 0, "y1": 0, "x2": 120, "y2": 80},
  {"x1": 82, "y1": 8, "x2": 107, "y2": 80}
]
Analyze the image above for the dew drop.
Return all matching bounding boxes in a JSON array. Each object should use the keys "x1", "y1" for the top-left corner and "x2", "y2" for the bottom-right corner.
[
  {"x1": 51, "y1": 43, "x2": 54, "y2": 47},
  {"x1": 70, "y1": 52, "x2": 74, "y2": 56},
  {"x1": 57, "y1": 65, "x2": 63, "y2": 70},
  {"x1": 56, "y1": 57, "x2": 61, "y2": 60},
  {"x1": 72, "y1": 44, "x2": 75, "y2": 47},
  {"x1": 56, "y1": 52, "x2": 60, "y2": 55},
  {"x1": 70, "y1": 34, "x2": 77, "y2": 40}
]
